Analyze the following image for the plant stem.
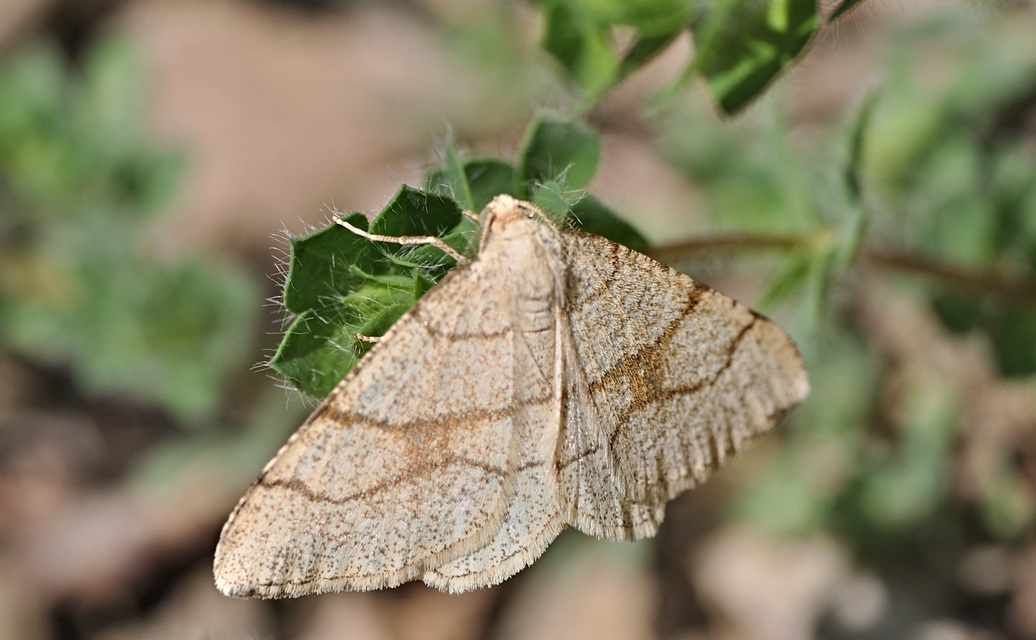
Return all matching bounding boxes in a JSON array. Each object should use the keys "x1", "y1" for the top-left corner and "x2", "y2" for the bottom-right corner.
[
  {"x1": 859, "y1": 247, "x2": 1036, "y2": 307},
  {"x1": 649, "y1": 233, "x2": 808, "y2": 263},
  {"x1": 651, "y1": 234, "x2": 1036, "y2": 307}
]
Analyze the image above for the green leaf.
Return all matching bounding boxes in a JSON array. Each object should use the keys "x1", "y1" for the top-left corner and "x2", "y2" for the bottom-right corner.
[
  {"x1": 465, "y1": 159, "x2": 523, "y2": 208},
  {"x1": 270, "y1": 283, "x2": 419, "y2": 397},
  {"x1": 536, "y1": 0, "x2": 693, "y2": 104},
  {"x1": 268, "y1": 308, "x2": 361, "y2": 398},
  {"x1": 446, "y1": 142, "x2": 475, "y2": 211},
  {"x1": 272, "y1": 186, "x2": 471, "y2": 396},
  {"x1": 535, "y1": 0, "x2": 693, "y2": 34},
  {"x1": 757, "y1": 253, "x2": 812, "y2": 312},
  {"x1": 844, "y1": 91, "x2": 880, "y2": 207},
  {"x1": 531, "y1": 180, "x2": 579, "y2": 227},
  {"x1": 425, "y1": 157, "x2": 521, "y2": 211},
  {"x1": 111, "y1": 147, "x2": 183, "y2": 215},
  {"x1": 687, "y1": 0, "x2": 819, "y2": 114},
  {"x1": 369, "y1": 184, "x2": 463, "y2": 238},
  {"x1": 370, "y1": 185, "x2": 467, "y2": 276},
  {"x1": 828, "y1": 0, "x2": 869, "y2": 21},
  {"x1": 989, "y1": 306, "x2": 1036, "y2": 378},
  {"x1": 282, "y1": 213, "x2": 382, "y2": 314},
  {"x1": 804, "y1": 246, "x2": 839, "y2": 328},
  {"x1": 618, "y1": 30, "x2": 683, "y2": 81},
  {"x1": 519, "y1": 115, "x2": 601, "y2": 191},
  {"x1": 541, "y1": 3, "x2": 618, "y2": 99},
  {"x1": 429, "y1": 116, "x2": 601, "y2": 217},
  {"x1": 569, "y1": 195, "x2": 649, "y2": 253},
  {"x1": 79, "y1": 35, "x2": 143, "y2": 159},
  {"x1": 930, "y1": 291, "x2": 983, "y2": 334},
  {"x1": 583, "y1": 0, "x2": 693, "y2": 34},
  {"x1": 427, "y1": 140, "x2": 477, "y2": 212}
]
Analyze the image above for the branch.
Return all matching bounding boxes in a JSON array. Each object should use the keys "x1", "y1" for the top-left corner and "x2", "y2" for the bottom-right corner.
[
  {"x1": 859, "y1": 247, "x2": 1036, "y2": 307},
  {"x1": 650, "y1": 234, "x2": 1036, "y2": 307},
  {"x1": 648, "y1": 233, "x2": 808, "y2": 263}
]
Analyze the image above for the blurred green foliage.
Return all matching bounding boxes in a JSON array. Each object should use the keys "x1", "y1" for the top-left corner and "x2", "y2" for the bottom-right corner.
[
  {"x1": 534, "y1": 0, "x2": 840, "y2": 113},
  {"x1": 0, "y1": 38, "x2": 260, "y2": 423},
  {"x1": 868, "y1": 20, "x2": 1036, "y2": 378},
  {"x1": 657, "y1": 10, "x2": 1036, "y2": 548}
]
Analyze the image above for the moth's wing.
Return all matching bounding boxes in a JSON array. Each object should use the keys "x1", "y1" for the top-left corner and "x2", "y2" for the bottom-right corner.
[
  {"x1": 421, "y1": 398, "x2": 565, "y2": 592},
  {"x1": 214, "y1": 262, "x2": 521, "y2": 598},
  {"x1": 556, "y1": 231, "x2": 809, "y2": 541},
  {"x1": 423, "y1": 257, "x2": 566, "y2": 592}
]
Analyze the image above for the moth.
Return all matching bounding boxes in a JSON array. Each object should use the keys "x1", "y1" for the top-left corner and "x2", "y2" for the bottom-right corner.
[{"x1": 214, "y1": 194, "x2": 808, "y2": 597}]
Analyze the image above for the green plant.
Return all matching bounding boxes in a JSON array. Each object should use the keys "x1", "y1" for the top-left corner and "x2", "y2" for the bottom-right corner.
[
  {"x1": 0, "y1": 37, "x2": 259, "y2": 423},
  {"x1": 269, "y1": 115, "x2": 647, "y2": 397},
  {"x1": 534, "y1": 0, "x2": 866, "y2": 114}
]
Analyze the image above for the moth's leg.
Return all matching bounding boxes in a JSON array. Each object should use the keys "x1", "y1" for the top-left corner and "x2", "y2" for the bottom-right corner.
[
  {"x1": 334, "y1": 216, "x2": 470, "y2": 266},
  {"x1": 335, "y1": 214, "x2": 469, "y2": 344},
  {"x1": 460, "y1": 209, "x2": 479, "y2": 222}
]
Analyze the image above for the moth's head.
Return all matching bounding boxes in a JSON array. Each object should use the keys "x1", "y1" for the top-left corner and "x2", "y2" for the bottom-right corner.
[
  {"x1": 481, "y1": 194, "x2": 534, "y2": 228},
  {"x1": 479, "y1": 194, "x2": 553, "y2": 252}
]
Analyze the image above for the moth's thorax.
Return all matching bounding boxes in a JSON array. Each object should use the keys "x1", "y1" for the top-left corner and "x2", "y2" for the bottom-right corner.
[{"x1": 479, "y1": 195, "x2": 566, "y2": 330}]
